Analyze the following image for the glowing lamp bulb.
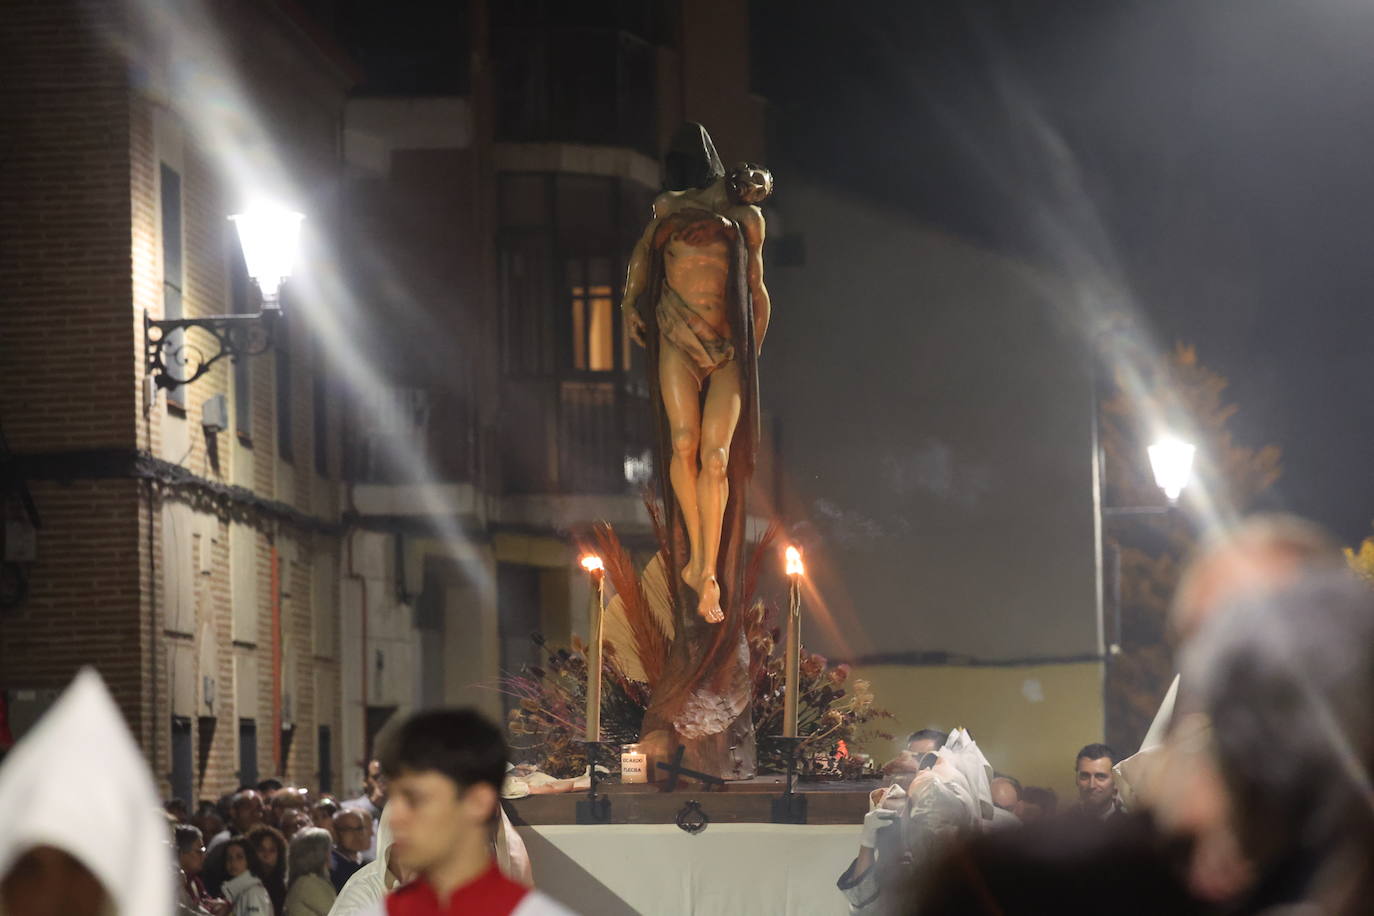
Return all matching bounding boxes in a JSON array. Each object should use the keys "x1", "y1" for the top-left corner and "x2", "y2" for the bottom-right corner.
[
  {"x1": 1147, "y1": 437, "x2": 1196, "y2": 503},
  {"x1": 580, "y1": 555, "x2": 604, "y2": 573},
  {"x1": 229, "y1": 202, "x2": 304, "y2": 304},
  {"x1": 785, "y1": 546, "x2": 804, "y2": 577}
]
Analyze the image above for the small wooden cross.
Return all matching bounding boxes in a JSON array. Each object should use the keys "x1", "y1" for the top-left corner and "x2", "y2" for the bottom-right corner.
[{"x1": 656, "y1": 745, "x2": 726, "y2": 792}]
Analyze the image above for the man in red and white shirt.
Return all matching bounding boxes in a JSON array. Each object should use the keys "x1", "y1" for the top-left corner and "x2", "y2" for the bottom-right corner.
[{"x1": 354, "y1": 709, "x2": 571, "y2": 916}]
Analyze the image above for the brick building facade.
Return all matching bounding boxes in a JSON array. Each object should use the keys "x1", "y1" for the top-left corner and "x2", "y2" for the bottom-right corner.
[{"x1": 1, "y1": 0, "x2": 352, "y2": 801}]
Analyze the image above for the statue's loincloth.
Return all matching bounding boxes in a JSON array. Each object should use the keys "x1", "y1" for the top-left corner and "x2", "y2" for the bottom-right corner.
[
  {"x1": 653, "y1": 208, "x2": 740, "y2": 386},
  {"x1": 656, "y1": 283, "x2": 735, "y2": 386}
]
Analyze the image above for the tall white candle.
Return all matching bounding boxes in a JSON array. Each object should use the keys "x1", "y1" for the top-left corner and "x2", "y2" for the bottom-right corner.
[
  {"x1": 783, "y1": 546, "x2": 804, "y2": 738},
  {"x1": 581, "y1": 556, "x2": 606, "y2": 743}
]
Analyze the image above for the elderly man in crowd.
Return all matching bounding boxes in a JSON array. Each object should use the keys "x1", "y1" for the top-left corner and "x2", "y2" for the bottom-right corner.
[
  {"x1": 341, "y1": 760, "x2": 387, "y2": 864},
  {"x1": 330, "y1": 809, "x2": 371, "y2": 892},
  {"x1": 989, "y1": 774, "x2": 1024, "y2": 823}
]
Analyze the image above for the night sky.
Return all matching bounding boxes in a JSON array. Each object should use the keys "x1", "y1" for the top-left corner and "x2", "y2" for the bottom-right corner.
[{"x1": 755, "y1": 0, "x2": 1374, "y2": 545}]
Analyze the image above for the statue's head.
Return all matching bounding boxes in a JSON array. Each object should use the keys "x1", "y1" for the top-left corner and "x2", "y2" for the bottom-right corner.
[
  {"x1": 664, "y1": 123, "x2": 725, "y2": 191},
  {"x1": 728, "y1": 163, "x2": 774, "y2": 205}
]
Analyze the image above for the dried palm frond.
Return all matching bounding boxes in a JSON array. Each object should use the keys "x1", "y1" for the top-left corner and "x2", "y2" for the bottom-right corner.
[{"x1": 593, "y1": 521, "x2": 670, "y2": 686}]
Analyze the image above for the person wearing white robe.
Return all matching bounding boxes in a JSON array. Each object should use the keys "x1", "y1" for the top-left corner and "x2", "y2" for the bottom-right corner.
[
  {"x1": 837, "y1": 727, "x2": 996, "y2": 913},
  {"x1": 0, "y1": 668, "x2": 172, "y2": 916}
]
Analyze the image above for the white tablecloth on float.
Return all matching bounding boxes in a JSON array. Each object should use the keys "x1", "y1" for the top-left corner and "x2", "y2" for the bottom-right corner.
[{"x1": 517, "y1": 823, "x2": 857, "y2": 916}]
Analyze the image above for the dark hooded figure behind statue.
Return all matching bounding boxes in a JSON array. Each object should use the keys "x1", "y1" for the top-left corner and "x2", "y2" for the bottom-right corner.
[{"x1": 619, "y1": 122, "x2": 774, "y2": 779}]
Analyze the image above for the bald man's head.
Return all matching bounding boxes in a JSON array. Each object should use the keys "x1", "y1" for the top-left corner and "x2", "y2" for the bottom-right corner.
[{"x1": 990, "y1": 775, "x2": 1024, "y2": 819}]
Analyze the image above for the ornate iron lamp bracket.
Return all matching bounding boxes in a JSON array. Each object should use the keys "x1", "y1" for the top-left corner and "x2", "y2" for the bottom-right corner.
[{"x1": 144, "y1": 309, "x2": 278, "y2": 392}]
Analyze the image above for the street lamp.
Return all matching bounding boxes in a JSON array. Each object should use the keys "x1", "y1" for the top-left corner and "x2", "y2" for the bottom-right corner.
[
  {"x1": 1098, "y1": 435, "x2": 1196, "y2": 662},
  {"x1": 145, "y1": 203, "x2": 304, "y2": 391}
]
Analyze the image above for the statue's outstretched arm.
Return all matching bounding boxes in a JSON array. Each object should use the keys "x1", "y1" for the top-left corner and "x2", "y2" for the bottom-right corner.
[{"x1": 740, "y1": 206, "x2": 770, "y2": 353}]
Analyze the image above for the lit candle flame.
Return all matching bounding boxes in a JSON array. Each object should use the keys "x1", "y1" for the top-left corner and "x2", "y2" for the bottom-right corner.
[
  {"x1": 580, "y1": 554, "x2": 604, "y2": 573},
  {"x1": 785, "y1": 546, "x2": 804, "y2": 577}
]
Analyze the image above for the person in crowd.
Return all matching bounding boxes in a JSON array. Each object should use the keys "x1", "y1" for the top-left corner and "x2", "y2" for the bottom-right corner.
[
  {"x1": 838, "y1": 728, "x2": 996, "y2": 913},
  {"x1": 1173, "y1": 570, "x2": 1374, "y2": 914},
  {"x1": 312, "y1": 798, "x2": 341, "y2": 840},
  {"x1": 222, "y1": 837, "x2": 273, "y2": 916},
  {"x1": 329, "y1": 804, "x2": 405, "y2": 915},
  {"x1": 342, "y1": 760, "x2": 387, "y2": 863},
  {"x1": 881, "y1": 728, "x2": 948, "y2": 780},
  {"x1": 210, "y1": 790, "x2": 266, "y2": 851},
  {"x1": 246, "y1": 824, "x2": 288, "y2": 915},
  {"x1": 989, "y1": 774, "x2": 1024, "y2": 824},
  {"x1": 338, "y1": 708, "x2": 568, "y2": 916},
  {"x1": 205, "y1": 790, "x2": 269, "y2": 895},
  {"x1": 1019, "y1": 786, "x2": 1057, "y2": 825},
  {"x1": 257, "y1": 778, "x2": 286, "y2": 798},
  {"x1": 1169, "y1": 513, "x2": 1342, "y2": 645},
  {"x1": 343, "y1": 760, "x2": 387, "y2": 820},
  {"x1": 193, "y1": 802, "x2": 227, "y2": 852},
  {"x1": 176, "y1": 823, "x2": 231, "y2": 916},
  {"x1": 284, "y1": 827, "x2": 337, "y2": 916},
  {"x1": 280, "y1": 809, "x2": 313, "y2": 841},
  {"x1": 1072, "y1": 744, "x2": 1123, "y2": 820},
  {"x1": 271, "y1": 787, "x2": 311, "y2": 824},
  {"x1": 167, "y1": 798, "x2": 191, "y2": 822},
  {"x1": 0, "y1": 668, "x2": 172, "y2": 915},
  {"x1": 1131, "y1": 515, "x2": 1345, "y2": 905},
  {"x1": 330, "y1": 810, "x2": 369, "y2": 891}
]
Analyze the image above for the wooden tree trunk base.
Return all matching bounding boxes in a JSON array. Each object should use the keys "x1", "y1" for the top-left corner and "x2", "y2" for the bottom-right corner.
[{"x1": 640, "y1": 629, "x2": 757, "y2": 783}]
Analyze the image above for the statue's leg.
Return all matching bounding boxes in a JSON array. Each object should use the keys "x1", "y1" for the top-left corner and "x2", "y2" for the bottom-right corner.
[
  {"x1": 695, "y1": 361, "x2": 742, "y2": 623},
  {"x1": 659, "y1": 339, "x2": 705, "y2": 588}
]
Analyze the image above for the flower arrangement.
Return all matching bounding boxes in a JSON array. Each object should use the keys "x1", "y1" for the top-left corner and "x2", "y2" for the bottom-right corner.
[
  {"x1": 498, "y1": 519, "x2": 891, "y2": 778},
  {"x1": 744, "y1": 599, "x2": 892, "y2": 775}
]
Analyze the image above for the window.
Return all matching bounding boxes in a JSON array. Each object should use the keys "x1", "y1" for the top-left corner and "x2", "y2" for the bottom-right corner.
[
  {"x1": 230, "y1": 234, "x2": 253, "y2": 440},
  {"x1": 498, "y1": 174, "x2": 635, "y2": 377},
  {"x1": 161, "y1": 163, "x2": 185, "y2": 407},
  {"x1": 568, "y1": 257, "x2": 617, "y2": 372},
  {"x1": 499, "y1": 233, "x2": 556, "y2": 376},
  {"x1": 238, "y1": 718, "x2": 258, "y2": 786},
  {"x1": 279, "y1": 724, "x2": 296, "y2": 778},
  {"x1": 170, "y1": 716, "x2": 193, "y2": 806},
  {"x1": 317, "y1": 724, "x2": 332, "y2": 794},
  {"x1": 492, "y1": 24, "x2": 657, "y2": 155}
]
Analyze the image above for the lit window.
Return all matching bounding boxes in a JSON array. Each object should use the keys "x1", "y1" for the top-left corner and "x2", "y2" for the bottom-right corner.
[{"x1": 568, "y1": 252, "x2": 617, "y2": 373}]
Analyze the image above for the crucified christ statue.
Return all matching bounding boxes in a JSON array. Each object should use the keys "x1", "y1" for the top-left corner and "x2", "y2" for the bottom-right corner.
[{"x1": 621, "y1": 132, "x2": 773, "y2": 624}]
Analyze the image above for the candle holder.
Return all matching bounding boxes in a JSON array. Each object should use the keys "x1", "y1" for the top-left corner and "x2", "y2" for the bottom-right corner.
[
  {"x1": 770, "y1": 736, "x2": 809, "y2": 824},
  {"x1": 575, "y1": 740, "x2": 614, "y2": 825}
]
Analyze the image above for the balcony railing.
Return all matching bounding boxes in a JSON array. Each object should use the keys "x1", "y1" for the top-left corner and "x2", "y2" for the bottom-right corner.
[{"x1": 500, "y1": 378, "x2": 650, "y2": 496}]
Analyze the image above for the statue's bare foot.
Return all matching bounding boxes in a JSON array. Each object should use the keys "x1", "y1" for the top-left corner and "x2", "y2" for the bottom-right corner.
[{"x1": 696, "y1": 575, "x2": 723, "y2": 623}]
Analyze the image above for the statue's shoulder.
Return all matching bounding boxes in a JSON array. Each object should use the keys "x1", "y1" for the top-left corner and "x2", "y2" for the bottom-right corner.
[
  {"x1": 730, "y1": 203, "x2": 764, "y2": 225},
  {"x1": 730, "y1": 204, "x2": 765, "y2": 242},
  {"x1": 652, "y1": 191, "x2": 687, "y2": 219}
]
